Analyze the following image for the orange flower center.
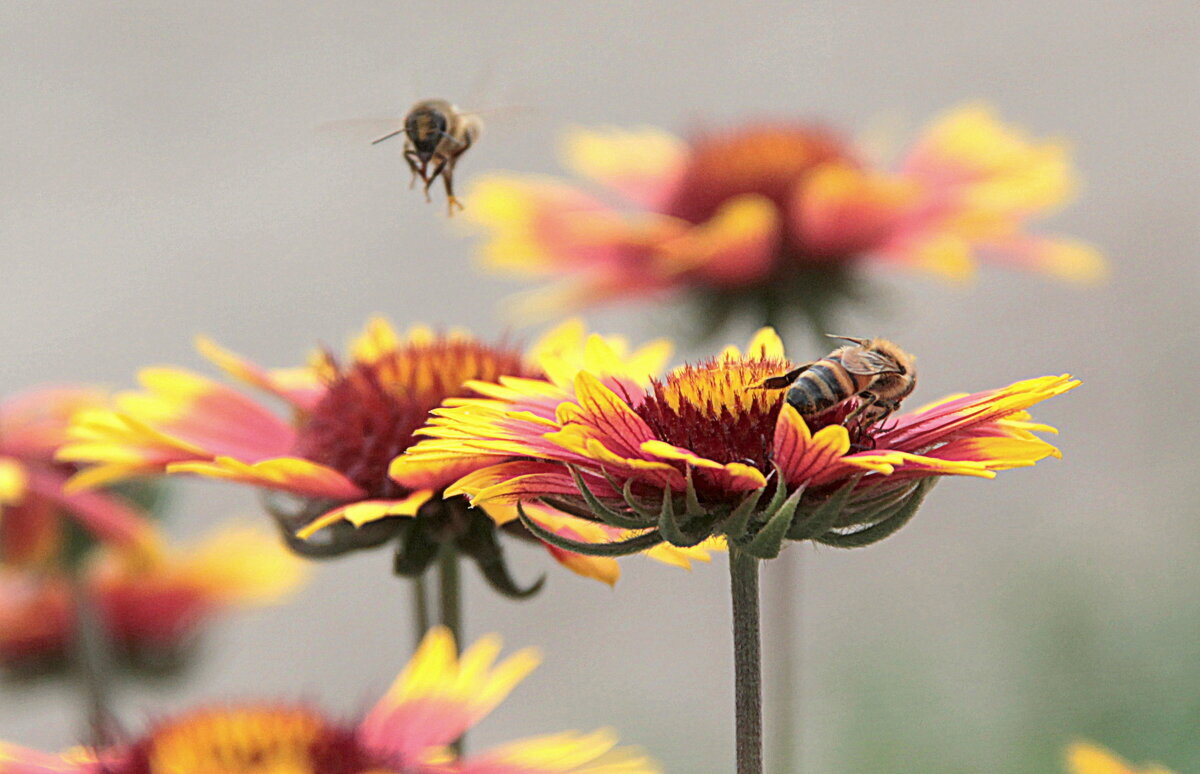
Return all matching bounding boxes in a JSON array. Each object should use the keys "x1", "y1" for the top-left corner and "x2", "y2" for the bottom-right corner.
[
  {"x1": 293, "y1": 339, "x2": 531, "y2": 498},
  {"x1": 117, "y1": 706, "x2": 388, "y2": 774},
  {"x1": 635, "y1": 357, "x2": 791, "y2": 474},
  {"x1": 665, "y1": 124, "x2": 849, "y2": 227}
]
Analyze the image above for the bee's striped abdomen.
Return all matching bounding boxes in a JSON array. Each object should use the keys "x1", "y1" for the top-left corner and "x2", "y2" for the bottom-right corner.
[{"x1": 785, "y1": 359, "x2": 862, "y2": 416}]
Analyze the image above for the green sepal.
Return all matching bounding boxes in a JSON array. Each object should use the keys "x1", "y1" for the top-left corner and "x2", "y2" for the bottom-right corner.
[
  {"x1": 788, "y1": 473, "x2": 864, "y2": 541},
  {"x1": 620, "y1": 477, "x2": 661, "y2": 521},
  {"x1": 740, "y1": 483, "x2": 805, "y2": 559},
  {"x1": 815, "y1": 477, "x2": 937, "y2": 548},
  {"x1": 262, "y1": 493, "x2": 403, "y2": 559},
  {"x1": 566, "y1": 466, "x2": 654, "y2": 529},
  {"x1": 684, "y1": 468, "x2": 704, "y2": 517},
  {"x1": 517, "y1": 502, "x2": 664, "y2": 557},
  {"x1": 393, "y1": 520, "x2": 440, "y2": 577},
  {"x1": 761, "y1": 463, "x2": 791, "y2": 519},
  {"x1": 656, "y1": 486, "x2": 710, "y2": 548},
  {"x1": 723, "y1": 487, "x2": 763, "y2": 541},
  {"x1": 456, "y1": 509, "x2": 544, "y2": 599}
]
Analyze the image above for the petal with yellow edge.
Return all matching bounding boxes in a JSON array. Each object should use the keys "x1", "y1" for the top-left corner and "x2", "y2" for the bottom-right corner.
[
  {"x1": 458, "y1": 729, "x2": 661, "y2": 774},
  {"x1": 294, "y1": 490, "x2": 434, "y2": 540},
  {"x1": 560, "y1": 125, "x2": 687, "y2": 209},
  {"x1": 359, "y1": 626, "x2": 541, "y2": 761},
  {"x1": 165, "y1": 456, "x2": 364, "y2": 500}
]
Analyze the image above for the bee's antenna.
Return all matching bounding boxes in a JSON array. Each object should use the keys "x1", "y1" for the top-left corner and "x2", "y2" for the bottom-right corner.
[
  {"x1": 371, "y1": 128, "x2": 407, "y2": 145},
  {"x1": 824, "y1": 334, "x2": 871, "y2": 346}
]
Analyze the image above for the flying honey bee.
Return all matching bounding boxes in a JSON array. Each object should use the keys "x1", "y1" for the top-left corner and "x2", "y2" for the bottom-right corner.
[
  {"x1": 756, "y1": 335, "x2": 917, "y2": 427},
  {"x1": 370, "y1": 99, "x2": 483, "y2": 215}
]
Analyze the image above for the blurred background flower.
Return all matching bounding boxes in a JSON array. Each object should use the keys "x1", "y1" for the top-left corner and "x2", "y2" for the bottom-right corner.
[
  {"x1": 467, "y1": 104, "x2": 1105, "y2": 338},
  {"x1": 0, "y1": 627, "x2": 660, "y2": 774},
  {"x1": 0, "y1": 522, "x2": 306, "y2": 677},
  {"x1": 0, "y1": 388, "x2": 156, "y2": 566}
]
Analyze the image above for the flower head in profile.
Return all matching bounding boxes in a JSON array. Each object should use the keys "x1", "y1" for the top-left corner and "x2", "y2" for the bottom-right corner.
[
  {"x1": 1066, "y1": 742, "x2": 1174, "y2": 774},
  {"x1": 57, "y1": 319, "x2": 716, "y2": 586},
  {"x1": 469, "y1": 103, "x2": 1105, "y2": 334},
  {"x1": 392, "y1": 328, "x2": 1077, "y2": 560},
  {"x1": 0, "y1": 388, "x2": 155, "y2": 568},
  {"x1": 0, "y1": 626, "x2": 659, "y2": 774},
  {"x1": 0, "y1": 522, "x2": 306, "y2": 675}
]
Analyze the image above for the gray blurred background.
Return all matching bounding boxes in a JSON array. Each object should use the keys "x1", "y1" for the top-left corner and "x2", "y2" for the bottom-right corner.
[{"x1": 2, "y1": 2, "x2": 1198, "y2": 772}]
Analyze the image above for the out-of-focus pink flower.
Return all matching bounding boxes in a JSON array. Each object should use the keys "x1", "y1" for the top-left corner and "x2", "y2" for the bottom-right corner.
[
  {"x1": 468, "y1": 104, "x2": 1105, "y2": 328},
  {"x1": 0, "y1": 627, "x2": 659, "y2": 774}
]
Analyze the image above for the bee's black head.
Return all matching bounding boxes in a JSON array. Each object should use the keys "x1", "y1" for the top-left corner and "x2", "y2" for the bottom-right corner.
[{"x1": 405, "y1": 108, "x2": 449, "y2": 162}]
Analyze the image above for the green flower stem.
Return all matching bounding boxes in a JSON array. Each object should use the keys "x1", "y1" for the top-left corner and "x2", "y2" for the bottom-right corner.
[
  {"x1": 437, "y1": 543, "x2": 465, "y2": 756},
  {"x1": 766, "y1": 552, "x2": 800, "y2": 774},
  {"x1": 729, "y1": 545, "x2": 764, "y2": 774},
  {"x1": 411, "y1": 573, "x2": 430, "y2": 648},
  {"x1": 68, "y1": 572, "x2": 114, "y2": 747}
]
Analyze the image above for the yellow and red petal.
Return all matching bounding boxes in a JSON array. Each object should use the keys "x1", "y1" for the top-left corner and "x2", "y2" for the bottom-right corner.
[
  {"x1": 195, "y1": 335, "x2": 325, "y2": 411},
  {"x1": 458, "y1": 729, "x2": 660, "y2": 774},
  {"x1": 772, "y1": 405, "x2": 898, "y2": 487},
  {"x1": 0, "y1": 388, "x2": 109, "y2": 461},
  {"x1": 530, "y1": 319, "x2": 671, "y2": 393},
  {"x1": 165, "y1": 455, "x2": 364, "y2": 500},
  {"x1": 878, "y1": 374, "x2": 1078, "y2": 452},
  {"x1": 58, "y1": 368, "x2": 298, "y2": 491},
  {"x1": 976, "y1": 234, "x2": 1107, "y2": 283},
  {"x1": 517, "y1": 506, "x2": 622, "y2": 586},
  {"x1": 157, "y1": 522, "x2": 310, "y2": 605},
  {"x1": 793, "y1": 162, "x2": 918, "y2": 257},
  {"x1": 655, "y1": 194, "x2": 780, "y2": 286},
  {"x1": 447, "y1": 461, "x2": 603, "y2": 506},
  {"x1": 0, "y1": 742, "x2": 97, "y2": 773},
  {"x1": 639, "y1": 440, "x2": 766, "y2": 492},
  {"x1": 294, "y1": 490, "x2": 434, "y2": 540},
  {"x1": 360, "y1": 627, "x2": 540, "y2": 761},
  {"x1": 560, "y1": 125, "x2": 687, "y2": 209},
  {"x1": 0, "y1": 457, "x2": 28, "y2": 505},
  {"x1": 903, "y1": 103, "x2": 1076, "y2": 213}
]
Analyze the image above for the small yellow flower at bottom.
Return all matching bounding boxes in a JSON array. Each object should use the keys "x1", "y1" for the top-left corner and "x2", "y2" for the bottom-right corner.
[{"x1": 1066, "y1": 742, "x2": 1175, "y2": 774}]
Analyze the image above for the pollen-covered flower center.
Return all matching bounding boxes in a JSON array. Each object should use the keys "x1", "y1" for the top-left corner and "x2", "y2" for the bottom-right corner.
[
  {"x1": 666, "y1": 125, "x2": 849, "y2": 226},
  {"x1": 293, "y1": 340, "x2": 529, "y2": 498},
  {"x1": 635, "y1": 357, "x2": 791, "y2": 472},
  {"x1": 118, "y1": 707, "x2": 384, "y2": 774}
]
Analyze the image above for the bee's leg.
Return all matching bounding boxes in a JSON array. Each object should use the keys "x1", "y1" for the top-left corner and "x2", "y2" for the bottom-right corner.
[
  {"x1": 842, "y1": 392, "x2": 880, "y2": 427},
  {"x1": 403, "y1": 151, "x2": 426, "y2": 190},
  {"x1": 754, "y1": 363, "x2": 813, "y2": 390},
  {"x1": 441, "y1": 162, "x2": 464, "y2": 216},
  {"x1": 422, "y1": 158, "x2": 448, "y2": 205}
]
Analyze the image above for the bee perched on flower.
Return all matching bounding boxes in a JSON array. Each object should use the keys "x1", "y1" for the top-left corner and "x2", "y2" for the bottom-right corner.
[
  {"x1": 468, "y1": 103, "x2": 1105, "y2": 336},
  {"x1": 394, "y1": 327, "x2": 1077, "y2": 560},
  {"x1": 56, "y1": 318, "x2": 717, "y2": 590},
  {"x1": 0, "y1": 626, "x2": 660, "y2": 774},
  {"x1": 390, "y1": 326, "x2": 1078, "y2": 771},
  {"x1": 0, "y1": 522, "x2": 306, "y2": 676}
]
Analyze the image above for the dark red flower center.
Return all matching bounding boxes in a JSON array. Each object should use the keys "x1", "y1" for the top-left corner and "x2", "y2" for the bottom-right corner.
[
  {"x1": 292, "y1": 339, "x2": 530, "y2": 499},
  {"x1": 634, "y1": 356, "x2": 791, "y2": 476},
  {"x1": 114, "y1": 706, "x2": 390, "y2": 774},
  {"x1": 664, "y1": 124, "x2": 850, "y2": 228}
]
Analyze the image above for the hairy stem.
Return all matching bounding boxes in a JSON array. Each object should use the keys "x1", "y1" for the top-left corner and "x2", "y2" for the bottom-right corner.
[
  {"x1": 411, "y1": 573, "x2": 430, "y2": 648},
  {"x1": 438, "y1": 544, "x2": 465, "y2": 755},
  {"x1": 729, "y1": 546, "x2": 763, "y2": 774},
  {"x1": 69, "y1": 573, "x2": 115, "y2": 747},
  {"x1": 766, "y1": 550, "x2": 800, "y2": 773}
]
